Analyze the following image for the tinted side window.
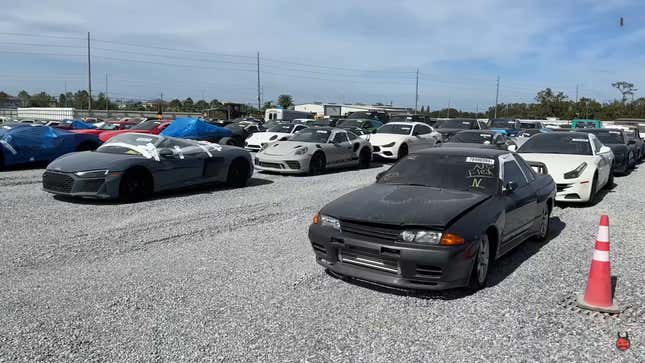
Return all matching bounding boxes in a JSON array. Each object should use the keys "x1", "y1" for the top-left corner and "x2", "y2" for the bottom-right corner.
[
  {"x1": 514, "y1": 155, "x2": 536, "y2": 182},
  {"x1": 347, "y1": 132, "x2": 357, "y2": 141},
  {"x1": 591, "y1": 136, "x2": 602, "y2": 153},
  {"x1": 503, "y1": 161, "x2": 528, "y2": 187},
  {"x1": 332, "y1": 132, "x2": 349, "y2": 143},
  {"x1": 415, "y1": 125, "x2": 431, "y2": 135}
]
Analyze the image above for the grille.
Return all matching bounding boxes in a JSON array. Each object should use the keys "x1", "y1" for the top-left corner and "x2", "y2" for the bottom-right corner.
[
  {"x1": 372, "y1": 146, "x2": 381, "y2": 152},
  {"x1": 258, "y1": 161, "x2": 283, "y2": 169},
  {"x1": 556, "y1": 183, "x2": 572, "y2": 193},
  {"x1": 43, "y1": 171, "x2": 74, "y2": 193},
  {"x1": 76, "y1": 179, "x2": 105, "y2": 193},
  {"x1": 340, "y1": 245, "x2": 399, "y2": 274},
  {"x1": 285, "y1": 161, "x2": 301, "y2": 169},
  {"x1": 339, "y1": 219, "x2": 403, "y2": 242},
  {"x1": 415, "y1": 264, "x2": 442, "y2": 277}
]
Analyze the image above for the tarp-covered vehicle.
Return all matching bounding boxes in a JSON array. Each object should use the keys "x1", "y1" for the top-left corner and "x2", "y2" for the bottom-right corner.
[
  {"x1": 54, "y1": 120, "x2": 97, "y2": 130},
  {"x1": 160, "y1": 117, "x2": 231, "y2": 142},
  {"x1": 0, "y1": 126, "x2": 100, "y2": 169}
]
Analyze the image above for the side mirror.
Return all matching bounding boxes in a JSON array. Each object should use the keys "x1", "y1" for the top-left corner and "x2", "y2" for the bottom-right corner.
[
  {"x1": 376, "y1": 171, "x2": 385, "y2": 181},
  {"x1": 507, "y1": 144, "x2": 517, "y2": 152},
  {"x1": 599, "y1": 145, "x2": 611, "y2": 154},
  {"x1": 158, "y1": 148, "x2": 175, "y2": 158},
  {"x1": 504, "y1": 181, "x2": 518, "y2": 194}
]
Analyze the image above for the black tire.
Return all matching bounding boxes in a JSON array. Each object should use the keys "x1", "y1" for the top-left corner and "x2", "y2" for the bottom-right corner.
[
  {"x1": 76, "y1": 141, "x2": 97, "y2": 151},
  {"x1": 119, "y1": 169, "x2": 150, "y2": 203},
  {"x1": 397, "y1": 144, "x2": 408, "y2": 160},
  {"x1": 468, "y1": 234, "x2": 492, "y2": 290},
  {"x1": 308, "y1": 152, "x2": 326, "y2": 176},
  {"x1": 358, "y1": 148, "x2": 371, "y2": 169},
  {"x1": 533, "y1": 202, "x2": 551, "y2": 242},
  {"x1": 605, "y1": 164, "x2": 614, "y2": 189},
  {"x1": 587, "y1": 173, "x2": 598, "y2": 205},
  {"x1": 226, "y1": 159, "x2": 249, "y2": 188}
]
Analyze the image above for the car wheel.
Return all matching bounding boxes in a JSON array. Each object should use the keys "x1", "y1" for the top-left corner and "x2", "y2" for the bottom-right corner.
[
  {"x1": 398, "y1": 144, "x2": 408, "y2": 160},
  {"x1": 606, "y1": 164, "x2": 614, "y2": 188},
  {"x1": 358, "y1": 148, "x2": 371, "y2": 169},
  {"x1": 119, "y1": 170, "x2": 149, "y2": 203},
  {"x1": 227, "y1": 159, "x2": 249, "y2": 188},
  {"x1": 309, "y1": 152, "x2": 326, "y2": 176},
  {"x1": 468, "y1": 234, "x2": 491, "y2": 290},
  {"x1": 533, "y1": 203, "x2": 551, "y2": 242}
]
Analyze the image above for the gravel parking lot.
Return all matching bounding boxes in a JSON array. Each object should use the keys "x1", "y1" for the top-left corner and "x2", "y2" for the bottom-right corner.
[{"x1": 0, "y1": 162, "x2": 643, "y2": 362}]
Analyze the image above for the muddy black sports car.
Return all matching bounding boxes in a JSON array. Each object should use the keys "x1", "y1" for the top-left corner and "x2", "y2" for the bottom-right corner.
[
  {"x1": 308, "y1": 147, "x2": 556, "y2": 290},
  {"x1": 42, "y1": 133, "x2": 253, "y2": 201}
]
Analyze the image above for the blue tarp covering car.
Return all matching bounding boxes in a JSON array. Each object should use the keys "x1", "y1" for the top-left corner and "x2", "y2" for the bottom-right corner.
[
  {"x1": 0, "y1": 126, "x2": 100, "y2": 169},
  {"x1": 59, "y1": 119, "x2": 97, "y2": 129},
  {"x1": 160, "y1": 117, "x2": 231, "y2": 141}
]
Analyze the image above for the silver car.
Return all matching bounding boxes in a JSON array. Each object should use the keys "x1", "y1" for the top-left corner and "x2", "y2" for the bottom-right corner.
[{"x1": 254, "y1": 127, "x2": 372, "y2": 175}]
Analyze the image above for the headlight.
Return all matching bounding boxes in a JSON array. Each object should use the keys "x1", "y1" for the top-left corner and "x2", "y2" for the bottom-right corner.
[
  {"x1": 381, "y1": 142, "x2": 395, "y2": 148},
  {"x1": 563, "y1": 162, "x2": 587, "y2": 179},
  {"x1": 400, "y1": 230, "x2": 442, "y2": 244},
  {"x1": 313, "y1": 213, "x2": 341, "y2": 231},
  {"x1": 74, "y1": 170, "x2": 109, "y2": 178},
  {"x1": 294, "y1": 146, "x2": 309, "y2": 155}
]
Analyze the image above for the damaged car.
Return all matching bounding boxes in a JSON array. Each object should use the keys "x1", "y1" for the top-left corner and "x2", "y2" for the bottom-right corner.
[
  {"x1": 42, "y1": 133, "x2": 253, "y2": 201},
  {"x1": 309, "y1": 147, "x2": 555, "y2": 290}
]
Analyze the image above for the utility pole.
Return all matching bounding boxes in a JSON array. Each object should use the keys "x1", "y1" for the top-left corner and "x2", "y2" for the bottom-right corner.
[
  {"x1": 476, "y1": 104, "x2": 479, "y2": 118},
  {"x1": 447, "y1": 97, "x2": 451, "y2": 118},
  {"x1": 64, "y1": 80, "x2": 68, "y2": 107},
  {"x1": 494, "y1": 75, "x2": 499, "y2": 119},
  {"x1": 87, "y1": 32, "x2": 92, "y2": 113},
  {"x1": 415, "y1": 68, "x2": 419, "y2": 113},
  {"x1": 575, "y1": 84, "x2": 579, "y2": 103},
  {"x1": 160, "y1": 92, "x2": 163, "y2": 115},
  {"x1": 257, "y1": 52, "x2": 261, "y2": 111},
  {"x1": 105, "y1": 73, "x2": 109, "y2": 114}
]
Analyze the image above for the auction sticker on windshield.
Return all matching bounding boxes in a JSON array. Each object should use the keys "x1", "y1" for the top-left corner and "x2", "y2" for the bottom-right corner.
[
  {"x1": 465, "y1": 157, "x2": 495, "y2": 165},
  {"x1": 136, "y1": 137, "x2": 153, "y2": 142},
  {"x1": 571, "y1": 138, "x2": 588, "y2": 142}
]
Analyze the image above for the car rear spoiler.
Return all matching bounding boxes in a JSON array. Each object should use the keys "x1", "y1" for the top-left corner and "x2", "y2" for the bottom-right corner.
[{"x1": 527, "y1": 161, "x2": 548, "y2": 175}]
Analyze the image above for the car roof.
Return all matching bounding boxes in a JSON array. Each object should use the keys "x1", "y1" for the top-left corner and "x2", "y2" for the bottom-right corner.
[
  {"x1": 456, "y1": 130, "x2": 498, "y2": 135},
  {"x1": 385, "y1": 121, "x2": 427, "y2": 126},
  {"x1": 416, "y1": 146, "x2": 509, "y2": 158}
]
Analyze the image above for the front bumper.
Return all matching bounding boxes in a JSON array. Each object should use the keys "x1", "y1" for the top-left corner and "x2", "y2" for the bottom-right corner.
[
  {"x1": 254, "y1": 153, "x2": 310, "y2": 174},
  {"x1": 308, "y1": 224, "x2": 477, "y2": 290},
  {"x1": 42, "y1": 170, "x2": 119, "y2": 199},
  {"x1": 554, "y1": 178, "x2": 593, "y2": 202},
  {"x1": 371, "y1": 145, "x2": 398, "y2": 160}
]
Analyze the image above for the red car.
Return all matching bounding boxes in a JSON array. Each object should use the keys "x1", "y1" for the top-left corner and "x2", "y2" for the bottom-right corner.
[
  {"x1": 98, "y1": 120, "x2": 172, "y2": 143},
  {"x1": 72, "y1": 120, "x2": 139, "y2": 136}
]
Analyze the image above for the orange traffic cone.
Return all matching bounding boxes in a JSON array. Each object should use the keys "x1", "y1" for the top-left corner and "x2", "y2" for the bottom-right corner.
[{"x1": 576, "y1": 215, "x2": 621, "y2": 313}]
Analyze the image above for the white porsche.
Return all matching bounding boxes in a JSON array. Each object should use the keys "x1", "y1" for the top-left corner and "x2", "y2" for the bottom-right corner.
[
  {"x1": 365, "y1": 122, "x2": 442, "y2": 160},
  {"x1": 517, "y1": 132, "x2": 614, "y2": 203},
  {"x1": 244, "y1": 123, "x2": 310, "y2": 152}
]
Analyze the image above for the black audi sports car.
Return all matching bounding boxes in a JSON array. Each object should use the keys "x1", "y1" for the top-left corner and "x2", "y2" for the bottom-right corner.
[
  {"x1": 433, "y1": 118, "x2": 484, "y2": 141},
  {"x1": 43, "y1": 133, "x2": 253, "y2": 201},
  {"x1": 309, "y1": 147, "x2": 555, "y2": 290},
  {"x1": 441, "y1": 130, "x2": 517, "y2": 151}
]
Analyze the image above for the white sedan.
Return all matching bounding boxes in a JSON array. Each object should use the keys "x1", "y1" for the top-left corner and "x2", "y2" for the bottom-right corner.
[
  {"x1": 365, "y1": 122, "x2": 442, "y2": 160},
  {"x1": 244, "y1": 123, "x2": 309, "y2": 152},
  {"x1": 517, "y1": 132, "x2": 614, "y2": 203}
]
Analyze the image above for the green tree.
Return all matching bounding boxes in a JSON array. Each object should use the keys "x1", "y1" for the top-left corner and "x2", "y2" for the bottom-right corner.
[
  {"x1": 28, "y1": 91, "x2": 53, "y2": 107},
  {"x1": 195, "y1": 99, "x2": 209, "y2": 111},
  {"x1": 72, "y1": 90, "x2": 90, "y2": 109},
  {"x1": 262, "y1": 101, "x2": 274, "y2": 111},
  {"x1": 182, "y1": 97, "x2": 194, "y2": 112},
  {"x1": 611, "y1": 81, "x2": 637, "y2": 104},
  {"x1": 209, "y1": 99, "x2": 222, "y2": 108},
  {"x1": 168, "y1": 99, "x2": 182, "y2": 111},
  {"x1": 17, "y1": 90, "x2": 30, "y2": 107},
  {"x1": 277, "y1": 94, "x2": 294, "y2": 109}
]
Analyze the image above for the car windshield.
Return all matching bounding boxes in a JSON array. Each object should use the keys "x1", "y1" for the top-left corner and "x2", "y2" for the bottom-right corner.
[
  {"x1": 338, "y1": 119, "x2": 363, "y2": 128},
  {"x1": 489, "y1": 119, "x2": 515, "y2": 128},
  {"x1": 99, "y1": 123, "x2": 121, "y2": 130},
  {"x1": 519, "y1": 122, "x2": 538, "y2": 129},
  {"x1": 132, "y1": 120, "x2": 160, "y2": 130},
  {"x1": 377, "y1": 124, "x2": 412, "y2": 135},
  {"x1": 347, "y1": 112, "x2": 372, "y2": 119},
  {"x1": 97, "y1": 134, "x2": 162, "y2": 155},
  {"x1": 435, "y1": 119, "x2": 474, "y2": 129},
  {"x1": 592, "y1": 131, "x2": 624, "y2": 144},
  {"x1": 378, "y1": 153, "x2": 499, "y2": 194},
  {"x1": 268, "y1": 124, "x2": 296, "y2": 133},
  {"x1": 518, "y1": 133, "x2": 592, "y2": 155},
  {"x1": 575, "y1": 121, "x2": 596, "y2": 128},
  {"x1": 450, "y1": 132, "x2": 494, "y2": 144},
  {"x1": 289, "y1": 129, "x2": 331, "y2": 143}
]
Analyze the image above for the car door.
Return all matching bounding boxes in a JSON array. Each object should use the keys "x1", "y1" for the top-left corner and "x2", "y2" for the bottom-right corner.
[
  {"x1": 500, "y1": 156, "x2": 537, "y2": 250},
  {"x1": 327, "y1": 131, "x2": 353, "y2": 166},
  {"x1": 155, "y1": 140, "x2": 207, "y2": 189},
  {"x1": 412, "y1": 124, "x2": 436, "y2": 151}
]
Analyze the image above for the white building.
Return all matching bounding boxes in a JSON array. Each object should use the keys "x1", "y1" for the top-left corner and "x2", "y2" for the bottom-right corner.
[{"x1": 294, "y1": 102, "x2": 411, "y2": 117}]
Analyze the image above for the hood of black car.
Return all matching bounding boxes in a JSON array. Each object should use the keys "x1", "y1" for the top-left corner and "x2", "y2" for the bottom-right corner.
[
  {"x1": 47, "y1": 151, "x2": 146, "y2": 173},
  {"x1": 321, "y1": 183, "x2": 491, "y2": 228}
]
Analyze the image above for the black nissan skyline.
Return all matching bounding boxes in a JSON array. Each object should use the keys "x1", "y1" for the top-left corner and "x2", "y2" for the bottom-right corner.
[{"x1": 308, "y1": 147, "x2": 556, "y2": 290}]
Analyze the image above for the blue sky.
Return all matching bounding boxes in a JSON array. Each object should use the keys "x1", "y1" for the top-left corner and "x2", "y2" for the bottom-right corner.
[{"x1": 1, "y1": 0, "x2": 645, "y2": 111}]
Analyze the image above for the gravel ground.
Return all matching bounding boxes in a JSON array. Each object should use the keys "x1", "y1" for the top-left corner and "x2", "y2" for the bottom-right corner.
[{"x1": 0, "y1": 161, "x2": 643, "y2": 362}]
